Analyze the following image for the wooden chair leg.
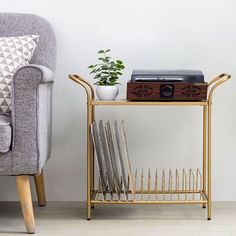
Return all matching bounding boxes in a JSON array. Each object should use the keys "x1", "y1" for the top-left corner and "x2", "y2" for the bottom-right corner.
[
  {"x1": 34, "y1": 170, "x2": 46, "y2": 207},
  {"x1": 16, "y1": 176, "x2": 35, "y2": 234}
]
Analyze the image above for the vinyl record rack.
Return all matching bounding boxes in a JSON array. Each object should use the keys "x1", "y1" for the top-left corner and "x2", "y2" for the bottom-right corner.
[{"x1": 69, "y1": 73, "x2": 230, "y2": 220}]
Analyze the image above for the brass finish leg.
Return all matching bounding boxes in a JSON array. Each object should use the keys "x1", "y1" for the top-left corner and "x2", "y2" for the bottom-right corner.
[
  {"x1": 16, "y1": 176, "x2": 35, "y2": 234},
  {"x1": 87, "y1": 100, "x2": 92, "y2": 220},
  {"x1": 91, "y1": 105, "x2": 95, "y2": 210},
  {"x1": 205, "y1": 73, "x2": 231, "y2": 219},
  {"x1": 202, "y1": 105, "x2": 207, "y2": 208},
  {"x1": 34, "y1": 170, "x2": 46, "y2": 207},
  {"x1": 68, "y1": 75, "x2": 95, "y2": 220},
  {"x1": 207, "y1": 101, "x2": 212, "y2": 220}
]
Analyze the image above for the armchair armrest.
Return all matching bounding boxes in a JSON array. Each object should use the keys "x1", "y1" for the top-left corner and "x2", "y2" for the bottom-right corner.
[
  {"x1": 11, "y1": 64, "x2": 54, "y2": 175},
  {"x1": 13, "y1": 64, "x2": 54, "y2": 85}
]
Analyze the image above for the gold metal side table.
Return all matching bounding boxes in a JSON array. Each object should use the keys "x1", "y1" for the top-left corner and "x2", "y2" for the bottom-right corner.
[{"x1": 69, "y1": 73, "x2": 230, "y2": 220}]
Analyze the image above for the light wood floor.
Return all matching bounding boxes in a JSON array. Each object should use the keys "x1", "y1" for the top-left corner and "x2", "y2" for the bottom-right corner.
[{"x1": 0, "y1": 202, "x2": 236, "y2": 235}]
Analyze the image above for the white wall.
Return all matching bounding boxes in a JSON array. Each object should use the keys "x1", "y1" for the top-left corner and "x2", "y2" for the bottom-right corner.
[{"x1": 0, "y1": 0, "x2": 235, "y2": 201}]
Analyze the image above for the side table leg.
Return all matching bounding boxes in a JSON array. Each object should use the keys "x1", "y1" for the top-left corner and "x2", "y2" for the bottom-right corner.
[
  {"x1": 87, "y1": 101, "x2": 92, "y2": 220},
  {"x1": 202, "y1": 105, "x2": 207, "y2": 208},
  {"x1": 207, "y1": 102, "x2": 212, "y2": 220},
  {"x1": 91, "y1": 105, "x2": 95, "y2": 209}
]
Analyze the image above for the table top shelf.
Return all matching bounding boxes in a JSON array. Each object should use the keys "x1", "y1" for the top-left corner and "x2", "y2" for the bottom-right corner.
[{"x1": 91, "y1": 99, "x2": 208, "y2": 106}]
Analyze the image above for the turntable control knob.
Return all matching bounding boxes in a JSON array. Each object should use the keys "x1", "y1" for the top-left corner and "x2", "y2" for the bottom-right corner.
[{"x1": 160, "y1": 85, "x2": 174, "y2": 98}]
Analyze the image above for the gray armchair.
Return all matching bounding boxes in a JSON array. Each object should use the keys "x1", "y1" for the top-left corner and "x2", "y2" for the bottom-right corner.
[{"x1": 0, "y1": 13, "x2": 56, "y2": 233}]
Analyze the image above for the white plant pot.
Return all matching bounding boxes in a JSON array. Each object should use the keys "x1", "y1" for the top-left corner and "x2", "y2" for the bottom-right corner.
[{"x1": 96, "y1": 86, "x2": 119, "y2": 101}]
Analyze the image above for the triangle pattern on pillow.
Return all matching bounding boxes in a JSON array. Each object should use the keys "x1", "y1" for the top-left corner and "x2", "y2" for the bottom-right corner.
[{"x1": 0, "y1": 35, "x2": 39, "y2": 116}]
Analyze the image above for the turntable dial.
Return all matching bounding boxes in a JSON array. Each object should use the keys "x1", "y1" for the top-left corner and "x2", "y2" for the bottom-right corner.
[{"x1": 160, "y1": 85, "x2": 174, "y2": 98}]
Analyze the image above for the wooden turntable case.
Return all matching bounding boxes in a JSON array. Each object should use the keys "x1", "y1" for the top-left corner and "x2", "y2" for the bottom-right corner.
[{"x1": 127, "y1": 82, "x2": 208, "y2": 101}]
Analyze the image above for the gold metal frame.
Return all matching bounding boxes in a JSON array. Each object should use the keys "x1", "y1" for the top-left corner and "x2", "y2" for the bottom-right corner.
[{"x1": 69, "y1": 73, "x2": 231, "y2": 220}]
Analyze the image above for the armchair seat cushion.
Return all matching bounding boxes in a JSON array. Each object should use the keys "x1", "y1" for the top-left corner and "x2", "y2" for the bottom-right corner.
[{"x1": 0, "y1": 115, "x2": 11, "y2": 153}]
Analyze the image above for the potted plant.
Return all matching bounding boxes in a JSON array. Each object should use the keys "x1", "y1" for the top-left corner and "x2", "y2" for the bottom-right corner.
[{"x1": 88, "y1": 49, "x2": 125, "y2": 100}]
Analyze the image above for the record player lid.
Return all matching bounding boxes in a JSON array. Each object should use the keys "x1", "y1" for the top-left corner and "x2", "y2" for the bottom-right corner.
[{"x1": 131, "y1": 69, "x2": 204, "y2": 83}]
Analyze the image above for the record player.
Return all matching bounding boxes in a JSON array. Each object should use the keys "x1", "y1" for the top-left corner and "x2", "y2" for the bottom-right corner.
[{"x1": 127, "y1": 70, "x2": 208, "y2": 101}]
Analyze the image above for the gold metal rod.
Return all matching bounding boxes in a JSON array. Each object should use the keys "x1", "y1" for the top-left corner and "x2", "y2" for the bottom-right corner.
[
  {"x1": 73, "y1": 75, "x2": 95, "y2": 198},
  {"x1": 208, "y1": 73, "x2": 230, "y2": 86},
  {"x1": 68, "y1": 75, "x2": 93, "y2": 101},
  {"x1": 92, "y1": 187, "x2": 207, "y2": 200},
  {"x1": 189, "y1": 169, "x2": 192, "y2": 191},
  {"x1": 175, "y1": 169, "x2": 178, "y2": 191},
  {"x1": 155, "y1": 169, "x2": 158, "y2": 200},
  {"x1": 91, "y1": 200, "x2": 208, "y2": 205},
  {"x1": 197, "y1": 169, "x2": 203, "y2": 200},
  {"x1": 169, "y1": 169, "x2": 172, "y2": 200},
  {"x1": 162, "y1": 170, "x2": 166, "y2": 200},
  {"x1": 184, "y1": 170, "x2": 187, "y2": 200},
  {"x1": 93, "y1": 187, "x2": 205, "y2": 199},
  {"x1": 205, "y1": 73, "x2": 230, "y2": 219},
  {"x1": 148, "y1": 169, "x2": 151, "y2": 200},
  {"x1": 192, "y1": 173, "x2": 195, "y2": 200},
  {"x1": 141, "y1": 169, "x2": 144, "y2": 201},
  {"x1": 68, "y1": 75, "x2": 94, "y2": 219},
  {"x1": 182, "y1": 169, "x2": 187, "y2": 200},
  {"x1": 208, "y1": 74, "x2": 231, "y2": 102},
  {"x1": 91, "y1": 104, "x2": 95, "y2": 196},
  {"x1": 128, "y1": 175, "x2": 130, "y2": 194},
  {"x1": 92, "y1": 100, "x2": 207, "y2": 106},
  {"x1": 203, "y1": 105, "x2": 207, "y2": 202},
  {"x1": 96, "y1": 190, "x2": 202, "y2": 194},
  {"x1": 208, "y1": 74, "x2": 225, "y2": 86},
  {"x1": 196, "y1": 169, "x2": 199, "y2": 200},
  {"x1": 86, "y1": 83, "x2": 92, "y2": 219},
  {"x1": 87, "y1": 101, "x2": 92, "y2": 219},
  {"x1": 134, "y1": 169, "x2": 137, "y2": 201},
  {"x1": 207, "y1": 100, "x2": 212, "y2": 220},
  {"x1": 201, "y1": 191, "x2": 208, "y2": 201},
  {"x1": 176, "y1": 169, "x2": 180, "y2": 200},
  {"x1": 72, "y1": 75, "x2": 95, "y2": 99},
  {"x1": 200, "y1": 172, "x2": 203, "y2": 200}
]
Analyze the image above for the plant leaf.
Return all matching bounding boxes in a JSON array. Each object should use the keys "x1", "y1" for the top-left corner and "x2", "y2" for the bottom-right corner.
[
  {"x1": 116, "y1": 60, "x2": 123, "y2": 64},
  {"x1": 116, "y1": 64, "x2": 123, "y2": 69},
  {"x1": 90, "y1": 69, "x2": 97, "y2": 74},
  {"x1": 98, "y1": 50, "x2": 105, "y2": 54}
]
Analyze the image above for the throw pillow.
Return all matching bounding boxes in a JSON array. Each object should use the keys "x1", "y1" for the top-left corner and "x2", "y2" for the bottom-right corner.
[{"x1": 0, "y1": 35, "x2": 39, "y2": 116}]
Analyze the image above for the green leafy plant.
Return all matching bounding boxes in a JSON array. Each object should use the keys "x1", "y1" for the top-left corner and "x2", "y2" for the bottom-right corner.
[{"x1": 88, "y1": 49, "x2": 125, "y2": 86}]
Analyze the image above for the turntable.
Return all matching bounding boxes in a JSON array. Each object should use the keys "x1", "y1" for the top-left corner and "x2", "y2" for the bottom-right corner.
[{"x1": 127, "y1": 70, "x2": 208, "y2": 101}]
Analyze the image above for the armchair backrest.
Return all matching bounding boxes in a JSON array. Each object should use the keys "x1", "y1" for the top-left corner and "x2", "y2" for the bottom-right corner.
[{"x1": 0, "y1": 13, "x2": 56, "y2": 72}]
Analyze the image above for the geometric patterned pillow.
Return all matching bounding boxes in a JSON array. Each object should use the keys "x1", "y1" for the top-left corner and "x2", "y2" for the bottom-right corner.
[{"x1": 0, "y1": 35, "x2": 39, "y2": 116}]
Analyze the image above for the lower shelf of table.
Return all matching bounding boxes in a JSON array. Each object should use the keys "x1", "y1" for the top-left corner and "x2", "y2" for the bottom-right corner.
[{"x1": 91, "y1": 190, "x2": 208, "y2": 204}]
